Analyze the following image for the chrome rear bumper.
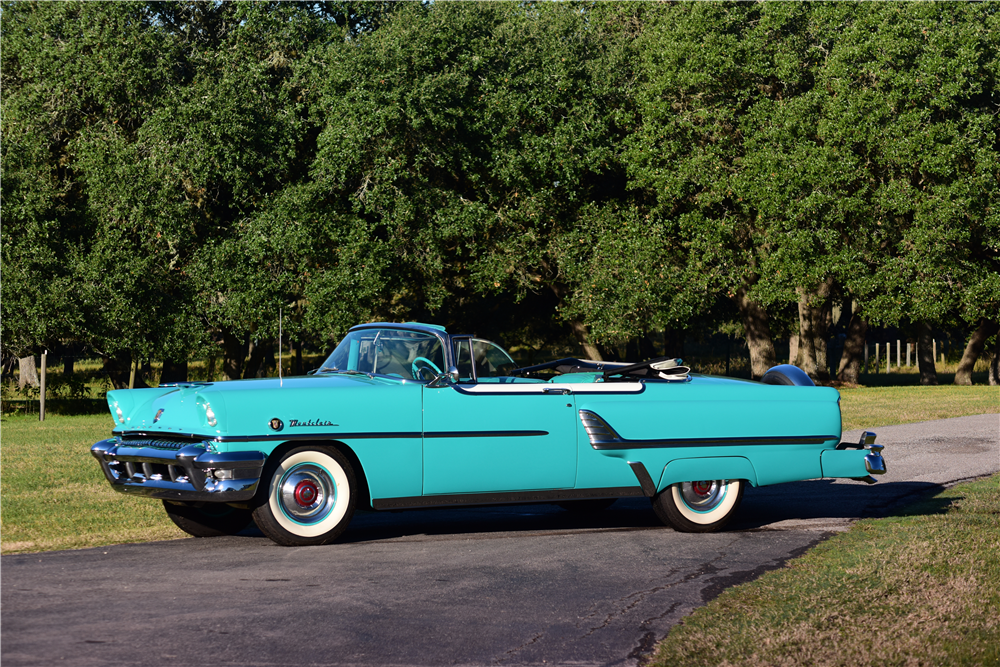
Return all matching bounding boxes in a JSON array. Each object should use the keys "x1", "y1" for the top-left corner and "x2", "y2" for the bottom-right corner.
[
  {"x1": 837, "y1": 431, "x2": 886, "y2": 484},
  {"x1": 91, "y1": 438, "x2": 265, "y2": 502}
]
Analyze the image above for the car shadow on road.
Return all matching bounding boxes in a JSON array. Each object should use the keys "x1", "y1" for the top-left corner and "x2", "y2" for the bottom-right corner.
[
  {"x1": 732, "y1": 478, "x2": 950, "y2": 530},
  {"x1": 234, "y1": 478, "x2": 953, "y2": 544}
]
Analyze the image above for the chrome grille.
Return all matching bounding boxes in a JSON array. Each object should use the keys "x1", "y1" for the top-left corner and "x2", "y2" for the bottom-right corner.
[{"x1": 117, "y1": 438, "x2": 194, "y2": 450}]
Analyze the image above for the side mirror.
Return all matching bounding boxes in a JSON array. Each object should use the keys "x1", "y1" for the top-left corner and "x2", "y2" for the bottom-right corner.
[{"x1": 427, "y1": 365, "x2": 460, "y2": 388}]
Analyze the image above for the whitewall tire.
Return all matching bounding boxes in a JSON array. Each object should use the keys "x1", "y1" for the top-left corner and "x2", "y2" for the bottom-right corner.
[
  {"x1": 252, "y1": 446, "x2": 357, "y2": 546},
  {"x1": 652, "y1": 479, "x2": 745, "y2": 533}
]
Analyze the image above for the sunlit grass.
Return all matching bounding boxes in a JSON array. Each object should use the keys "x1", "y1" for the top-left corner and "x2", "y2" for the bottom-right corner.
[
  {"x1": 650, "y1": 474, "x2": 1000, "y2": 666},
  {"x1": 839, "y1": 385, "x2": 999, "y2": 431},
  {"x1": 0, "y1": 414, "x2": 186, "y2": 553}
]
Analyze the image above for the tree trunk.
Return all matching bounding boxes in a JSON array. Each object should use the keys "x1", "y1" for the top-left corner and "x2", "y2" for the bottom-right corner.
[
  {"x1": 663, "y1": 328, "x2": 684, "y2": 359},
  {"x1": 625, "y1": 339, "x2": 640, "y2": 363},
  {"x1": 916, "y1": 321, "x2": 938, "y2": 385},
  {"x1": 262, "y1": 341, "x2": 276, "y2": 377},
  {"x1": 243, "y1": 339, "x2": 266, "y2": 379},
  {"x1": 161, "y1": 359, "x2": 189, "y2": 384},
  {"x1": 638, "y1": 334, "x2": 657, "y2": 361},
  {"x1": 102, "y1": 351, "x2": 148, "y2": 389},
  {"x1": 990, "y1": 336, "x2": 999, "y2": 386},
  {"x1": 796, "y1": 290, "x2": 818, "y2": 377},
  {"x1": 18, "y1": 356, "x2": 39, "y2": 390},
  {"x1": 796, "y1": 279, "x2": 834, "y2": 382},
  {"x1": 788, "y1": 331, "x2": 800, "y2": 366},
  {"x1": 221, "y1": 327, "x2": 245, "y2": 381},
  {"x1": 293, "y1": 340, "x2": 303, "y2": 376},
  {"x1": 732, "y1": 286, "x2": 777, "y2": 380},
  {"x1": 954, "y1": 320, "x2": 999, "y2": 385},
  {"x1": 837, "y1": 304, "x2": 868, "y2": 384},
  {"x1": 568, "y1": 320, "x2": 603, "y2": 361}
]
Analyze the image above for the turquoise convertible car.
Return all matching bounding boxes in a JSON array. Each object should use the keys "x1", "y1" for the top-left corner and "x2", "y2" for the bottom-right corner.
[{"x1": 91, "y1": 322, "x2": 886, "y2": 547}]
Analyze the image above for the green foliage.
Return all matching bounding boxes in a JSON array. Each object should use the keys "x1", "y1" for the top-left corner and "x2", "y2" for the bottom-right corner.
[{"x1": 2, "y1": 1, "x2": 996, "y2": 363}]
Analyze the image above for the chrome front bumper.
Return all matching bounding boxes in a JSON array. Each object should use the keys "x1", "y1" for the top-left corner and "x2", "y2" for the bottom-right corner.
[{"x1": 91, "y1": 438, "x2": 266, "y2": 502}]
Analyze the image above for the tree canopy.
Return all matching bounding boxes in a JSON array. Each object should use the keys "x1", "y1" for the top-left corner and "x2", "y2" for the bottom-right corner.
[{"x1": 3, "y1": 1, "x2": 996, "y2": 384}]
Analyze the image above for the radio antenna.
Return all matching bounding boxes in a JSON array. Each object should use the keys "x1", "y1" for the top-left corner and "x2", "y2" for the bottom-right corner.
[{"x1": 279, "y1": 307, "x2": 283, "y2": 387}]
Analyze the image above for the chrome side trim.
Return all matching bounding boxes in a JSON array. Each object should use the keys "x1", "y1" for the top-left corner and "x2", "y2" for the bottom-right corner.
[
  {"x1": 579, "y1": 410, "x2": 836, "y2": 451},
  {"x1": 91, "y1": 438, "x2": 265, "y2": 502},
  {"x1": 114, "y1": 430, "x2": 548, "y2": 444}
]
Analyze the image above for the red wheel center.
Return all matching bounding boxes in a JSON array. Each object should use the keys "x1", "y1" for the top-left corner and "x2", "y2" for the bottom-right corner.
[
  {"x1": 691, "y1": 481, "x2": 713, "y2": 497},
  {"x1": 293, "y1": 479, "x2": 319, "y2": 507}
]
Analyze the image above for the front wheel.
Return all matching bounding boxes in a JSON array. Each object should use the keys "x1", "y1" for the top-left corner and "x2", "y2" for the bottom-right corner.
[
  {"x1": 252, "y1": 446, "x2": 357, "y2": 547},
  {"x1": 651, "y1": 480, "x2": 745, "y2": 533},
  {"x1": 162, "y1": 500, "x2": 253, "y2": 537}
]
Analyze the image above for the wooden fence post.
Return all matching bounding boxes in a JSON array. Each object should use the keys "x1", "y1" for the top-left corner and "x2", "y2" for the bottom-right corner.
[{"x1": 39, "y1": 350, "x2": 47, "y2": 421}]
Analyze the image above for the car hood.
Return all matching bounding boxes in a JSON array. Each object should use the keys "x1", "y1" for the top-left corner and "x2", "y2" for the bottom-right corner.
[{"x1": 107, "y1": 374, "x2": 407, "y2": 440}]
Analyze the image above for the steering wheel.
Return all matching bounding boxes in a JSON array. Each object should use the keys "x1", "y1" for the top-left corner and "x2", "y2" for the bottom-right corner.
[{"x1": 411, "y1": 357, "x2": 442, "y2": 381}]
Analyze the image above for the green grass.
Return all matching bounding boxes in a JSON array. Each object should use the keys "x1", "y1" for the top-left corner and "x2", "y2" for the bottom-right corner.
[
  {"x1": 840, "y1": 385, "x2": 999, "y2": 431},
  {"x1": 649, "y1": 473, "x2": 1000, "y2": 667},
  {"x1": 0, "y1": 414, "x2": 184, "y2": 553}
]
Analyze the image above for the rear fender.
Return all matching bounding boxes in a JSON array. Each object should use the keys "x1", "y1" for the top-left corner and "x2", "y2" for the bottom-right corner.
[{"x1": 656, "y1": 456, "x2": 759, "y2": 493}]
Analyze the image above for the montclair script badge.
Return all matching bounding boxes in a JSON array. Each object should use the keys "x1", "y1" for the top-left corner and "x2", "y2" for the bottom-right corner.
[{"x1": 289, "y1": 419, "x2": 337, "y2": 428}]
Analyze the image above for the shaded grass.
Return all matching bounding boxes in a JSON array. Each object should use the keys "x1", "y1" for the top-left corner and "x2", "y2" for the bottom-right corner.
[
  {"x1": 839, "y1": 385, "x2": 999, "y2": 431},
  {"x1": 650, "y1": 474, "x2": 1000, "y2": 667},
  {"x1": 0, "y1": 414, "x2": 185, "y2": 553}
]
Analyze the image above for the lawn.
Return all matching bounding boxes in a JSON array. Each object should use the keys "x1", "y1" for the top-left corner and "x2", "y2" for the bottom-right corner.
[
  {"x1": 839, "y1": 384, "x2": 999, "y2": 431},
  {"x1": 649, "y1": 473, "x2": 1000, "y2": 666},
  {"x1": 0, "y1": 414, "x2": 185, "y2": 553}
]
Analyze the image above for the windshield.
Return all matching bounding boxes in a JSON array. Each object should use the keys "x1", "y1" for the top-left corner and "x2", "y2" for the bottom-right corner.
[{"x1": 320, "y1": 328, "x2": 445, "y2": 381}]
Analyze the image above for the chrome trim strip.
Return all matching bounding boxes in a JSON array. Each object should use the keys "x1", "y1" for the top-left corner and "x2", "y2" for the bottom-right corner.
[
  {"x1": 451, "y1": 383, "x2": 645, "y2": 396},
  {"x1": 371, "y1": 486, "x2": 644, "y2": 510},
  {"x1": 579, "y1": 410, "x2": 836, "y2": 451},
  {"x1": 112, "y1": 430, "x2": 548, "y2": 444},
  {"x1": 424, "y1": 430, "x2": 548, "y2": 438}
]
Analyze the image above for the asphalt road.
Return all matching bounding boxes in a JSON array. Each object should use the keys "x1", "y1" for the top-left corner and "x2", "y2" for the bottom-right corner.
[{"x1": 3, "y1": 413, "x2": 997, "y2": 667}]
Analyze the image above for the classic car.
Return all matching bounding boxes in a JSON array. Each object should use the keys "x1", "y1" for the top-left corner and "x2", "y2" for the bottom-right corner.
[{"x1": 91, "y1": 322, "x2": 886, "y2": 547}]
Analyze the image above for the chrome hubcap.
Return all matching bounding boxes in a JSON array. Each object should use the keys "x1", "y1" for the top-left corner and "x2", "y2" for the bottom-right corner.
[
  {"x1": 279, "y1": 464, "x2": 336, "y2": 524},
  {"x1": 680, "y1": 480, "x2": 726, "y2": 511}
]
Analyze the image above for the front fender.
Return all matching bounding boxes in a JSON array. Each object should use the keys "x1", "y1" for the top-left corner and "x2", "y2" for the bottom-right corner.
[{"x1": 656, "y1": 456, "x2": 759, "y2": 493}]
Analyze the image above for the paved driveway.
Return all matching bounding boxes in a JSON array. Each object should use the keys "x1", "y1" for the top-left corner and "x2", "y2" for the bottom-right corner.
[{"x1": 3, "y1": 413, "x2": 997, "y2": 667}]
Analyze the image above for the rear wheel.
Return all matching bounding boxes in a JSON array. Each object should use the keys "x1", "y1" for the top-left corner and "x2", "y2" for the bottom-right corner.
[
  {"x1": 162, "y1": 501, "x2": 253, "y2": 537},
  {"x1": 651, "y1": 479, "x2": 745, "y2": 533},
  {"x1": 252, "y1": 446, "x2": 357, "y2": 547}
]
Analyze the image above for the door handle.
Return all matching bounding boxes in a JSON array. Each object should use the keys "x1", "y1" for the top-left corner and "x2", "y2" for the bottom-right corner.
[{"x1": 543, "y1": 388, "x2": 571, "y2": 395}]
